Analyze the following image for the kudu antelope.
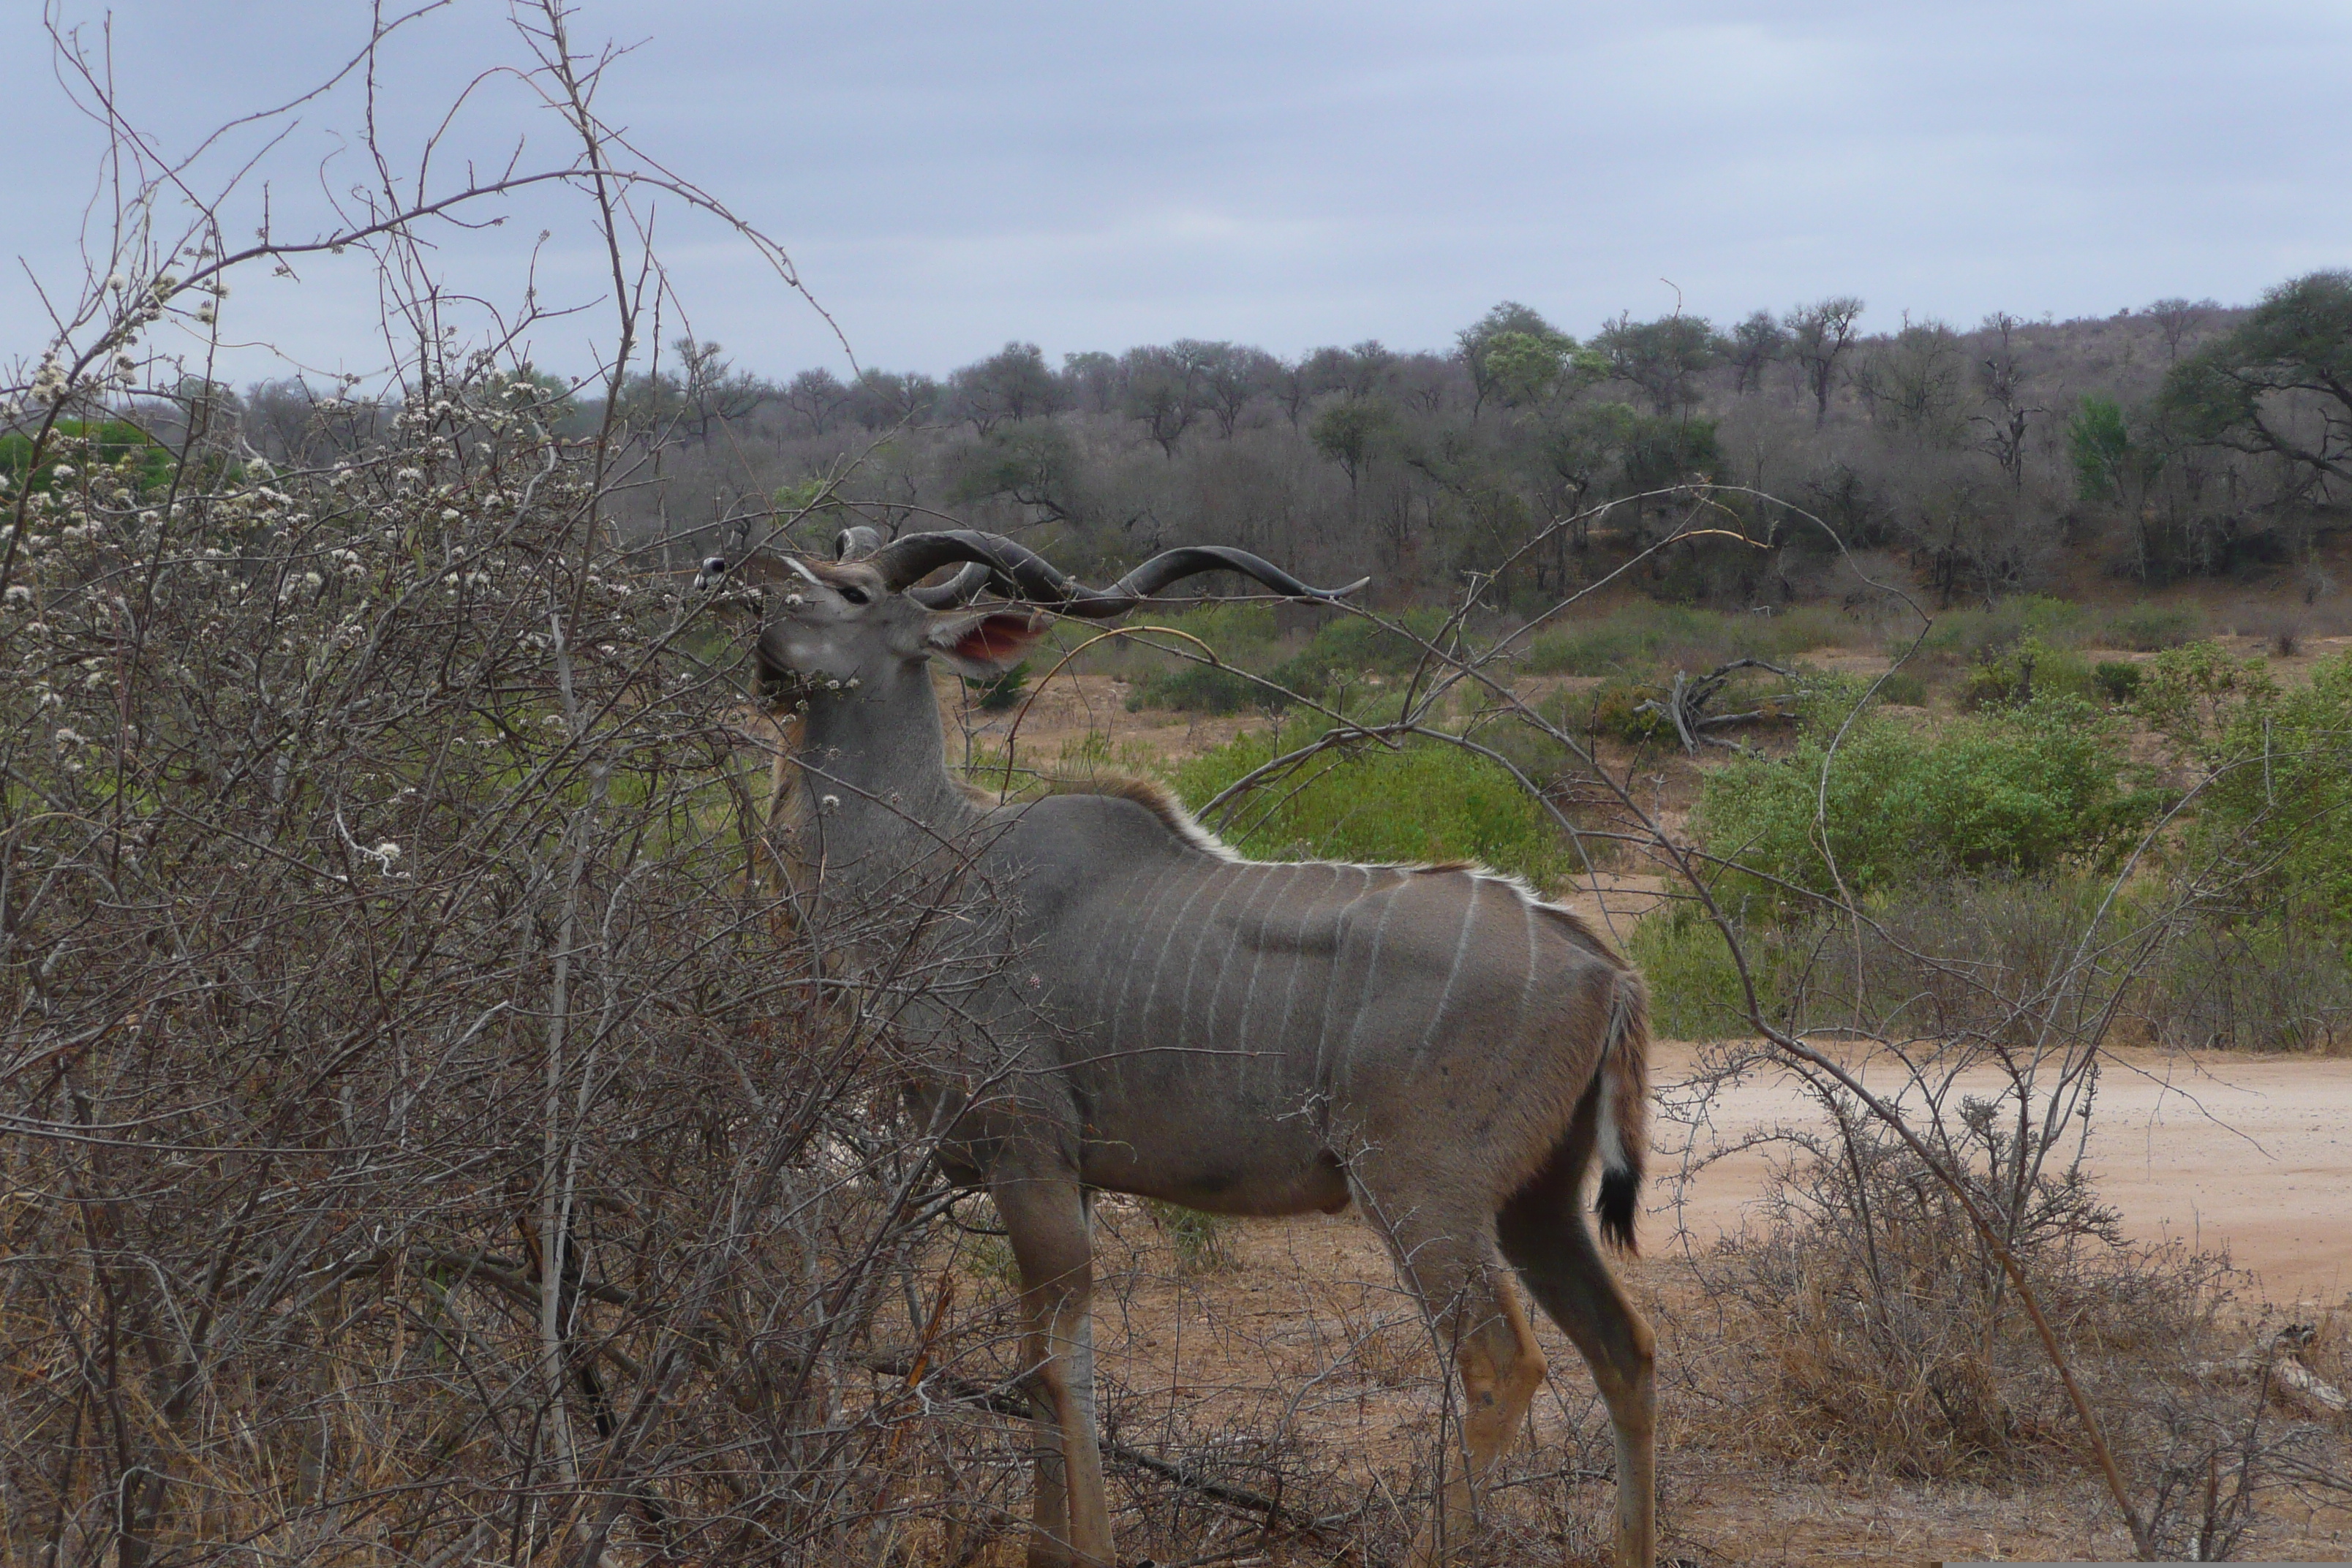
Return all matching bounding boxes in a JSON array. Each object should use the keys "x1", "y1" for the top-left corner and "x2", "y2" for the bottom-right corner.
[{"x1": 699, "y1": 529, "x2": 1656, "y2": 1567}]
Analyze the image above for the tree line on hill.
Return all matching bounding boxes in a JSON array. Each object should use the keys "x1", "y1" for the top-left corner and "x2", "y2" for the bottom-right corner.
[{"x1": 172, "y1": 271, "x2": 2352, "y2": 611}]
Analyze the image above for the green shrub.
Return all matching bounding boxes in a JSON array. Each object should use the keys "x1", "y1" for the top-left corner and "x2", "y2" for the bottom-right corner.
[
  {"x1": 1146, "y1": 1200, "x2": 1240, "y2": 1274},
  {"x1": 2180, "y1": 649, "x2": 2352, "y2": 924},
  {"x1": 1909, "y1": 595, "x2": 2087, "y2": 662},
  {"x1": 1628, "y1": 905, "x2": 1771, "y2": 1040},
  {"x1": 2101, "y1": 602, "x2": 2203, "y2": 652},
  {"x1": 1172, "y1": 720, "x2": 1572, "y2": 888},
  {"x1": 1872, "y1": 668, "x2": 1929, "y2": 706},
  {"x1": 1126, "y1": 661, "x2": 1274, "y2": 714},
  {"x1": 1958, "y1": 635, "x2": 2097, "y2": 711},
  {"x1": 1525, "y1": 603, "x2": 1717, "y2": 674},
  {"x1": 1523, "y1": 601, "x2": 1850, "y2": 676},
  {"x1": 1262, "y1": 648, "x2": 1337, "y2": 703},
  {"x1": 2093, "y1": 660, "x2": 2143, "y2": 704},
  {"x1": 2133, "y1": 640, "x2": 2266, "y2": 750},
  {"x1": 1575, "y1": 679, "x2": 1674, "y2": 744},
  {"x1": 965, "y1": 659, "x2": 1031, "y2": 712},
  {"x1": 0, "y1": 419, "x2": 174, "y2": 492},
  {"x1": 1120, "y1": 606, "x2": 1454, "y2": 714},
  {"x1": 1303, "y1": 607, "x2": 1460, "y2": 676},
  {"x1": 1695, "y1": 693, "x2": 2160, "y2": 916},
  {"x1": 1157, "y1": 599, "x2": 1281, "y2": 654}
]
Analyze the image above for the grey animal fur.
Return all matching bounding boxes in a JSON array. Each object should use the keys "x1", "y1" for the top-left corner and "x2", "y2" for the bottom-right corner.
[{"x1": 709, "y1": 542, "x2": 1656, "y2": 1568}]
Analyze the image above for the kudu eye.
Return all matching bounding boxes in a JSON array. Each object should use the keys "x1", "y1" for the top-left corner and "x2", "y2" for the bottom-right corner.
[{"x1": 837, "y1": 584, "x2": 872, "y2": 606}]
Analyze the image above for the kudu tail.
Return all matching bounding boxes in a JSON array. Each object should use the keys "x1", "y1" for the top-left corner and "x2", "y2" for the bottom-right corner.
[{"x1": 1593, "y1": 969, "x2": 1650, "y2": 1254}]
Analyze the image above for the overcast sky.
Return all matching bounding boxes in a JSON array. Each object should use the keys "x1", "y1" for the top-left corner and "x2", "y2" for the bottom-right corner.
[{"x1": 4, "y1": 0, "x2": 2348, "y2": 388}]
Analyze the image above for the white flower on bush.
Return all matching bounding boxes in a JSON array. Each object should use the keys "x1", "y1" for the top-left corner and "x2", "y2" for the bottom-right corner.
[
  {"x1": 53, "y1": 727, "x2": 86, "y2": 747},
  {"x1": 4, "y1": 584, "x2": 30, "y2": 608}
]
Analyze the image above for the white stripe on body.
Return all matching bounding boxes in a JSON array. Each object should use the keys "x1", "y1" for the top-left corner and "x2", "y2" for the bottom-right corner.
[
  {"x1": 1336, "y1": 870, "x2": 1414, "y2": 1090},
  {"x1": 1175, "y1": 864, "x2": 1249, "y2": 1054},
  {"x1": 1136, "y1": 864, "x2": 1223, "y2": 1044},
  {"x1": 1309, "y1": 867, "x2": 1378, "y2": 1091},
  {"x1": 1203, "y1": 864, "x2": 1294, "y2": 1079},
  {"x1": 1102, "y1": 857, "x2": 1192, "y2": 1053},
  {"x1": 1415, "y1": 875, "x2": 1483, "y2": 1058},
  {"x1": 1231, "y1": 863, "x2": 1303, "y2": 1055},
  {"x1": 1267, "y1": 865, "x2": 1328, "y2": 1074}
]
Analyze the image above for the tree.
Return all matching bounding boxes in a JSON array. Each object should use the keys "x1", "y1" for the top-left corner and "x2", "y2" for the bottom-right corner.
[
  {"x1": 1482, "y1": 331, "x2": 1604, "y2": 410},
  {"x1": 2146, "y1": 296, "x2": 2219, "y2": 361},
  {"x1": 948, "y1": 341, "x2": 1062, "y2": 434},
  {"x1": 1185, "y1": 341, "x2": 1275, "y2": 437},
  {"x1": 1972, "y1": 312, "x2": 2042, "y2": 491},
  {"x1": 241, "y1": 377, "x2": 319, "y2": 462},
  {"x1": 2068, "y1": 394, "x2": 2138, "y2": 502},
  {"x1": 1788, "y1": 295, "x2": 1865, "y2": 427},
  {"x1": 1267, "y1": 355, "x2": 1321, "y2": 428},
  {"x1": 672, "y1": 337, "x2": 773, "y2": 441},
  {"x1": 782, "y1": 367, "x2": 852, "y2": 435},
  {"x1": 1851, "y1": 317, "x2": 1967, "y2": 444},
  {"x1": 1309, "y1": 396, "x2": 1396, "y2": 494},
  {"x1": 1526, "y1": 399, "x2": 1639, "y2": 564},
  {"x1": 2157, "y1": 271, "x2": 2352, "y2": 487},
  {"x1": 1060, "y1": 350, "x2": 1121, "y2": 413},
  {"x1": 1334, "y1": 339, "x2": 1396, "y2": 399},
  {"x1": 1593, "y1": 312, "x2": 1719, "y2": 415},
  {"x1": 948, "y1": 421, "x2": 1085, "y2": 524},
  {"x1": 1619, "y1": 412, "x2": 1721, "y2": 491},
  {"x1": 846, "y1": 369, "x2": 939, "y2": 429},
  {"x1": 2069, "y1": 394, "x2": 2179, "y2": 580},
  {"x1": 1122, "y1": 344, "x2": 1200, "y2": 456},
  {"x1": 1388, "y1": 350, "x2": 1459, "y2": 415},
  {"x1": 1485, "y1": 332, "x2": 1571, "y2": 407},
  {"x1": 1458, "y1": 301, "x2": 1570, "y2": 416},
  {"x1": 1727, "y1": 310, "x2": 1789, "y2": 394}
]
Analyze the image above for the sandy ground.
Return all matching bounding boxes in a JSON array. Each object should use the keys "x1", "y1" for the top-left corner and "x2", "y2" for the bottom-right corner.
[{"x1": 1649, "y1": 1039, "x2": 2352, "y2": 1308}]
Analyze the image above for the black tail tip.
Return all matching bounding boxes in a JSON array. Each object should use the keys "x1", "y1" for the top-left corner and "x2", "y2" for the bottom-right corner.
[{"x1": 1596, "y1": 1169, "x2": 1640, "y2": 1254}]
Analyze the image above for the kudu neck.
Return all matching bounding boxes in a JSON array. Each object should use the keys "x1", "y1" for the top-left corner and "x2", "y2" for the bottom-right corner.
[{"x1": 794, "y1": 655, "x2": 977, "y2": 843}]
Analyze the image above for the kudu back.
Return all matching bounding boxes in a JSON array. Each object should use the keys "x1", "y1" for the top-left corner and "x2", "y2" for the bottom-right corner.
[{"x1": 701, "y1": 529, "x2": 1656, "y2": 1568}]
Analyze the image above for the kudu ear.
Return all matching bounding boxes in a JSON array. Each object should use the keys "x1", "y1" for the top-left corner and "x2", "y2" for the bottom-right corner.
[{"x1": 923, "y1": 607, "x2": 1045, "y2": 676}]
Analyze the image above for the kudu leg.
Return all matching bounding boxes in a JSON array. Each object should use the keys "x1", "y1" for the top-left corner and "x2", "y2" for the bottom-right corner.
[
  {"x1": 993, "y1": 1171, "x2": 1113, "y2": 1568},
  {"x1": 1498, "y1": 1162, "x2": 1656, "y2": 1568},
  {"x1": 1354, "y1": 1185, "x2": 1547, "y2": 1567}
]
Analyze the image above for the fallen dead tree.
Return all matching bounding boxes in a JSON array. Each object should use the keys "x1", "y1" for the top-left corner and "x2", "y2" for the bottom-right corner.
[{"x1": 1632, "y1": 657, "x2": 1803, "y2": 752}]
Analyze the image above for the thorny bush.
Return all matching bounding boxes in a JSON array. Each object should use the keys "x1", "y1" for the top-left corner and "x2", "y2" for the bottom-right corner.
[
  {"x1": 0, "y1": 379, "x2": 1043, "y2": 1564},
  {"x1": 1692, "y1": 1091, "x2": 2248, "y2": 1483}
]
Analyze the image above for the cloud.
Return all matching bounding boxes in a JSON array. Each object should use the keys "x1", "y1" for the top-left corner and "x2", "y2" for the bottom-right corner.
[{"x1": 3, "y1": 0, "x2": 2345, "y2": 382}]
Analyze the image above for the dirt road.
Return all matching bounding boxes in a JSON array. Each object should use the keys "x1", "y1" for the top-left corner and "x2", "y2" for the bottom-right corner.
[{"x1": 1651, "y1": 1041, "x2": 2352, "y2": 1305}]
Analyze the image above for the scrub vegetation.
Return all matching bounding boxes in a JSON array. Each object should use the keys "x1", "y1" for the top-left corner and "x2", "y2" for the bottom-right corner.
[{"x1": 4, "y1": 7, "x2": 2348, "y2": 1564}]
